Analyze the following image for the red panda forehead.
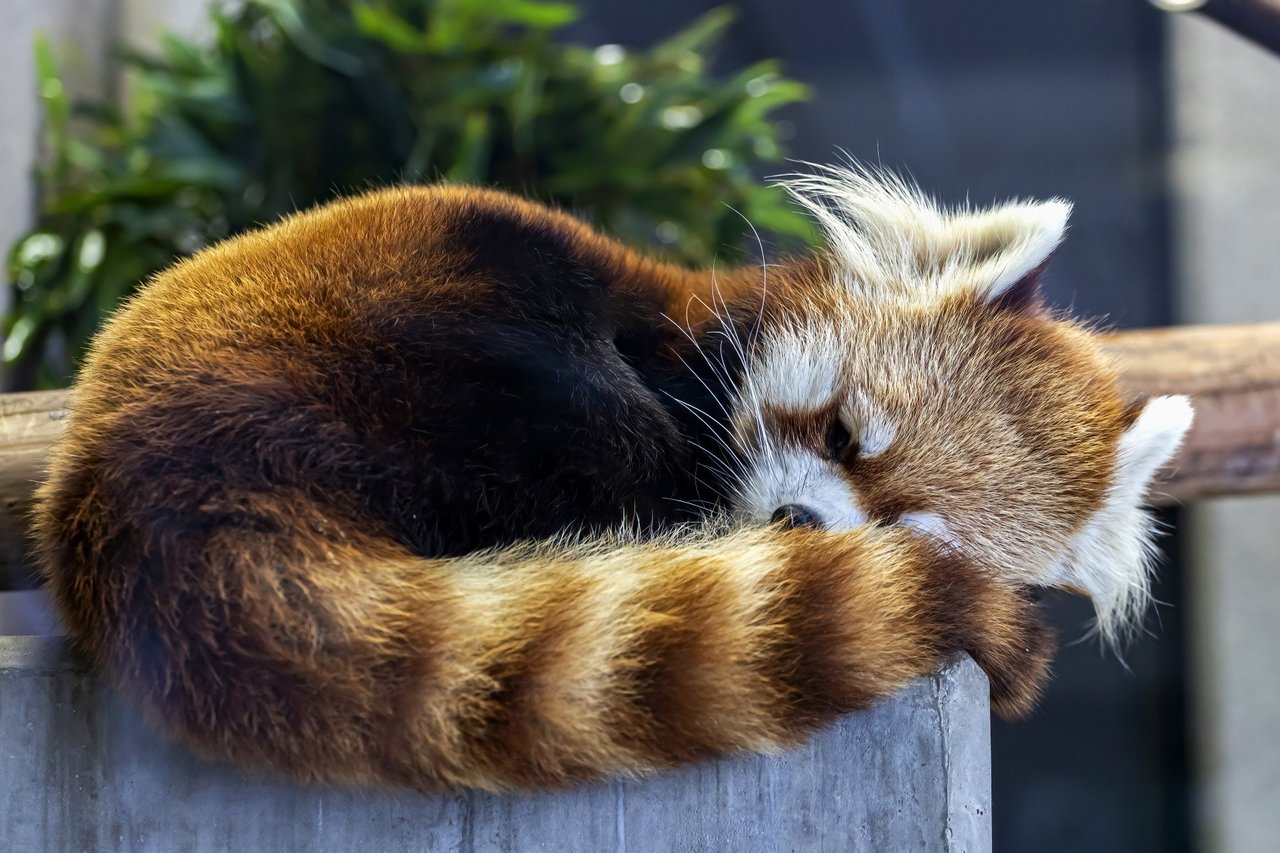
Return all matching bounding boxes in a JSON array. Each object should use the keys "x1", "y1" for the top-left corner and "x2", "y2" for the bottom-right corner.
[
  {"x1": 744, "y1": 290, "x2": 1124, "y2": 448},
  {"x1": 741, "y1": 315, "x2": 905, "y2": 460},
  {"x1": 746, "y1": 289, "x2": 957, "y2": 413}
]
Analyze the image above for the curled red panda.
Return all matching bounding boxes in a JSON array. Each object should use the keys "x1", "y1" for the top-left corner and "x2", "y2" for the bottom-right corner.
[{"x1": 34, "y1": 165, "x2": 1191, "y2": 792}]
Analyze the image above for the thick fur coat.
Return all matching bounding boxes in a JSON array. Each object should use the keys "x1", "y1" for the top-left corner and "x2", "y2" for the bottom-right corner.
[{"x1": 34, "y1": 167, "x2": 1191, "y2": 791}]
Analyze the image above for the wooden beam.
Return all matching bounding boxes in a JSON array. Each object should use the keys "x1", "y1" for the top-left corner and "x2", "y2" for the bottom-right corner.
[
  {"x1": 0, "y1": 391, "x2": 69, "y2": 590},
  {"x1": 2, "y1": 323, "x2": 1279, "y2": 590},
  {"x1": 1102, "y1": 322, "x2": 1280, "y2": 504}
]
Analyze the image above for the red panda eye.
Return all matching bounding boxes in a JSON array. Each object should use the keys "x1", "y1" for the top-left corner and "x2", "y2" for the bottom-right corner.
[{"x1": 826, "y1": 420, "x2": 855, "y2": 460}]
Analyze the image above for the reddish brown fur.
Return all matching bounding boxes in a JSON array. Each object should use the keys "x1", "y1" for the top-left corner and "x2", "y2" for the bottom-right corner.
[
  {"x1": 36, "y1": 185, "x2": 1069, "y2": 792},
  {"x1": 733, "y1": 266, "x2": 1136, "y2": 585}
]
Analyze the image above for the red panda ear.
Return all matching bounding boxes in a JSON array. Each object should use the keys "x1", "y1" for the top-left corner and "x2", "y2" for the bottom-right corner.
[
  {"x1": 987, "y1": 257, "x2": 1051, "y2": 315},
  {"x1": 1044, "y1": 394, "x2": 1194, "y2": 645},
  {"x1": 976, "y1": 199, "x2": 1070, "y2": 314}
]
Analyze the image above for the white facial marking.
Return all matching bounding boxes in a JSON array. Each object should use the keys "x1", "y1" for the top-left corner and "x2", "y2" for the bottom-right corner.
[
  {"x1": 737, "y1": 446, "x2": 868, "y2": 531},
  {"x1": 897, "y1": 511, "x2": 960, "y2": 551},
  {"x1": 752, "y1": 326, "x2": 841, "y2": 411},
  {"x1": 859, "y1": 413, "x2": 896, "y2": 458}
]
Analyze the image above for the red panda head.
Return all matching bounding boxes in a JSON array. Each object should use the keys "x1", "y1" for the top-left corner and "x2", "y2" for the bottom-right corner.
[{"x1": 726, "y1": 166, "x2": 1192, "y2": 644}]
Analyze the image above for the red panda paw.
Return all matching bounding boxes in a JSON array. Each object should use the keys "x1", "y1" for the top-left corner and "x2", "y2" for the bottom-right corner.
[
  {"x1": 921, "y1": 547, "x2": 1056, "y2": 718},
  {"x1": 965, "y1": 586, "x2": 1056, "y2": 720}
]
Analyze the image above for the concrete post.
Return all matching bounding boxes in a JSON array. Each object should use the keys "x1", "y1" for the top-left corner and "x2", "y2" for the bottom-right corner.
[{"x1": 1, "y1": 637, "x2": 992, "y2": 852}]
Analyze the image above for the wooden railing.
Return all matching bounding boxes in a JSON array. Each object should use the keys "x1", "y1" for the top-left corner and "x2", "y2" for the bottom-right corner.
[
  {"x1": 1107, "y1": 322, "x2": 1280, "y2": 501},
  {"x1": 0, "y1": 391, "x2": 64, "y2": 590},
  {"x1": 3, "y1": 322, "x2": 1280, "y2": 591}
]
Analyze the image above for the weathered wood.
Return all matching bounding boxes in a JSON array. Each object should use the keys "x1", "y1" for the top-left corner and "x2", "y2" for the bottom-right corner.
[
  {"x1": 0, "y1": 392, "x2": 68, "y2": 590},
  {"x1": 0, "y1": 637, "x2": 992, "y2": 852},
  {"x1": 2, "y1": 322, "x2": 1279, "y2": 589},
  {"x1": 1102, "y1": 322, "x2": 1280, "y2": 503}
]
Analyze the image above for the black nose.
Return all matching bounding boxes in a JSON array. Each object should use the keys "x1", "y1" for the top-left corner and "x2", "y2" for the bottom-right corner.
[{"x1": 771, "y1": 504, "x2": 823, "y2": 529}]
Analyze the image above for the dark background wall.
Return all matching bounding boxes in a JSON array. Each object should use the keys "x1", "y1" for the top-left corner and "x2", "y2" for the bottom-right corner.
[{"x1": 574, "y1": 2, "x2": 1186, "y2": 850}]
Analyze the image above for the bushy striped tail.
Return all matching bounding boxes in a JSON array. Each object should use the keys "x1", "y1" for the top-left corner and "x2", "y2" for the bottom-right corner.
[{"x1": 51, "y1": 509, "x2": 1051, "y2": 792}]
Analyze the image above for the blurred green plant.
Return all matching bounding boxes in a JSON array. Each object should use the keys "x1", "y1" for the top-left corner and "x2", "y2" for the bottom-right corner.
[{"x1": 2, "y1": 0, "x2": 812, "y2": 389}]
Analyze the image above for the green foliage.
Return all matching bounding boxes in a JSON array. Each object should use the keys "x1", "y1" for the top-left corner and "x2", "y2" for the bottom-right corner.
[{"x1": 3, "y1": 0, "x2": 812, "y2": 389}]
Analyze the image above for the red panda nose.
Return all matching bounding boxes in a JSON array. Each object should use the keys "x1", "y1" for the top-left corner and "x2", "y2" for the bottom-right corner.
[{"x1": 771, "y1": 504, "x2": 824, "y2": 530}]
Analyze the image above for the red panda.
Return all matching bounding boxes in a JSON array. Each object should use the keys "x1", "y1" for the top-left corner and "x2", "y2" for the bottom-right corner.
[{"x1": 33, "y1": 165, "x2": 1191, "y2": 792}]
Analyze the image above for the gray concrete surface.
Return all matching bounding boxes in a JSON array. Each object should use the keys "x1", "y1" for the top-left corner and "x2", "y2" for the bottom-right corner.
[
  {"x1": 0, "y1": 590, "x2": 57, "y2": 636},
  {"x1": 0, "y1": 637, "x2": 992, "y2": 852},
  {"x1": 1169, "y1": 16, "x2": 1280, "y2": 852}
]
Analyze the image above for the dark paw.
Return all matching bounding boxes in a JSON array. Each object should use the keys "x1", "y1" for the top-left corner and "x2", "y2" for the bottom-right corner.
[
  {"x1": 969, "y1": 588, "x2": 1056, "y2": 720},
  {"x1": 919, "y1": 544, "x2": 1058, "y2": 719}
]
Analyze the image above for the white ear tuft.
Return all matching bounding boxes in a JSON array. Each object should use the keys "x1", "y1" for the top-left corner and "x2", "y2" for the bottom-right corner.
[
  {"x1": 1114, "y1": 395, "x2": 1195, "y2": 500},
  {"x1": 981, "y1": 199, "x2": 1073, "y2": 304},
  {"x1": 1047, "y1": 394, "x2": 1194, "y2": 647}
]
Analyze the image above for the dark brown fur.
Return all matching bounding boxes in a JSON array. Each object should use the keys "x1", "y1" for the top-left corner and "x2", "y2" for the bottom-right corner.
[{"x1": 35, "y1": 185, "x2": 1068, "y2": 791}]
